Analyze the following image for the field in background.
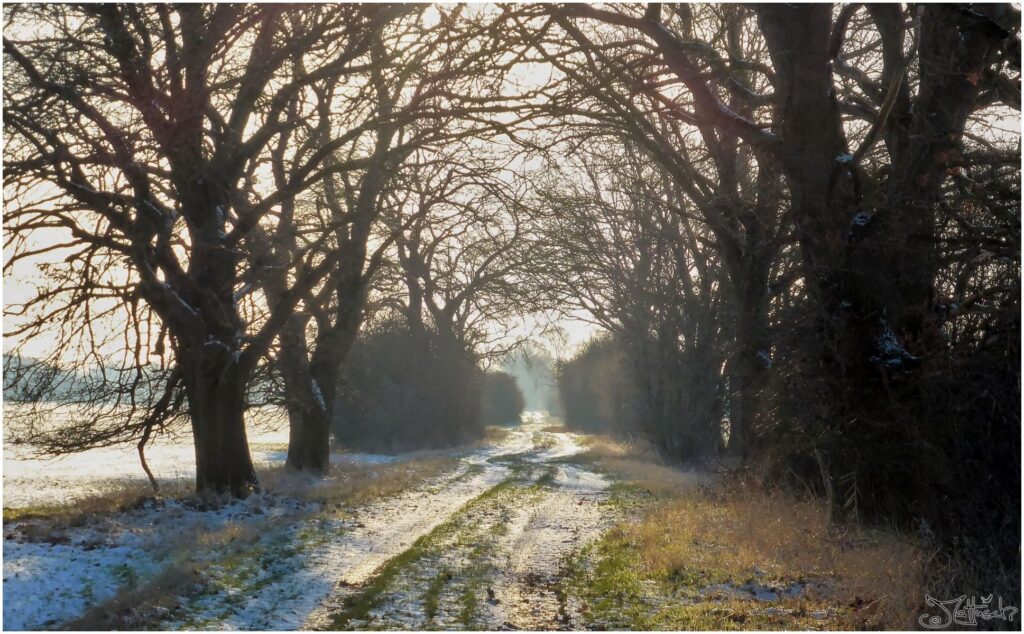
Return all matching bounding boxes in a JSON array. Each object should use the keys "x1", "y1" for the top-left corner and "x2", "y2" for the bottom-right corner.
[{"x1": 2, "y1": 405, "x2": 401, "y2": 510}]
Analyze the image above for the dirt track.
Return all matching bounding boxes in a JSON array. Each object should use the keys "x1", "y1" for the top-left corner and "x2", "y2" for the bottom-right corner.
[
  {"x1": 300, "y1": 417, "x2": 616, "y2": 630},
  {"x1": 133, "y1": 416, "x2": 619, "y2": 630}
]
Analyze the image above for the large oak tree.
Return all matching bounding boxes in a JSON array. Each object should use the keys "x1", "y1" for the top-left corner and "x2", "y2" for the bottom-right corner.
[{"x1": 3, "y1": 4, "x2": 405, "y2": 495}]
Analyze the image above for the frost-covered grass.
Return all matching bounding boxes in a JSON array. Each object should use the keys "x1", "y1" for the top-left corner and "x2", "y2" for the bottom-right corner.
[
  {"x1": 4, "y1": 538, "x2": 168, "y2": 629},
  {"x1": 3, "y1": 478, "x2": 194, "y2": 525},
  {"x1": 261, "y1": 456, "x2": 456, "y2": 508},
  {"x1": 3, "y1": 453, "x2": 459, "y2": 630},
  {"x1": 477, "y1": 425, "x2": 513, "y2": 446},
  {"x1": 531, "y1": 431, "x2": 559, "y2": 451},
  {"x1": 4, "y1": 491, "x2": 313, "y2": 630},
  {"x1": 8, "y1": 414, "x2": 899, "y2": 631},
  {"x1": 165, "y1": 515, "x2": 340, "y2": 630}
]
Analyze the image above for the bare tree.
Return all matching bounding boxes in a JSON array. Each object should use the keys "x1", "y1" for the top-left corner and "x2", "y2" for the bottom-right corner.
[
  {"x1": 385, "y1": 151, "x2": 543, "y2": 358},
  {"x1": 512, "y1": 4, "x2": 788, "y2": 458},
  {"x1": 254, "y1": 6, "x2": 546, "y2": 471},
  {"x1": 3, "y1": 4, "x2": 404, "y2": 495},
  {"x1": 545, "y1": 1, "x2": 1019, "y2": 521},
  {"x1": 536, "y1": 139, "x2": 727, "y2": 457}
]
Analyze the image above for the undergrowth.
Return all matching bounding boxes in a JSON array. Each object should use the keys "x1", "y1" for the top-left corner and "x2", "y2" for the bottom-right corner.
[{"x1": 558, "y1": 436, "x2": 927, "y2": 630}]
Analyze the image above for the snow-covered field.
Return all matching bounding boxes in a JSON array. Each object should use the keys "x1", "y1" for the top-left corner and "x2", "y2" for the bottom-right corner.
[
  {"x1": 3, "y1": 437, "x2": 280, "y2": 510},
  {"x1": 3, "y1": 413, "x2": 615, "y2": 630},
  {"x1": 3, "y1": 409, "x2": 397, "y2": 509},
  {"x1": 3, "y1": 493, "x2": 317, "y2": 630}
]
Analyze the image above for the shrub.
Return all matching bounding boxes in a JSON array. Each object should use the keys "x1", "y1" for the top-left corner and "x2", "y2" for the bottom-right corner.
[
  {"x1": 557, "y1": 334, "x2": 725, "y2": 461},
  {"x1": 480, "y1": 371, "x2": 525, "y2": 425},
  {"x1": 556, "y1": 336, "x2": 630, "y2": 434},
  {"x1": 333, "y1": 322, "x2": 482, "y2": 452}
]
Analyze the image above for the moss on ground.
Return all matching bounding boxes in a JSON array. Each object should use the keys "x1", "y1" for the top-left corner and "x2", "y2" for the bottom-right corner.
[
  {"x1": 531, "y1": 431, "x2": 558, "y2": 451},
  {"x1": 423, "y1": 569, "x2": 452, "y2": 621}
]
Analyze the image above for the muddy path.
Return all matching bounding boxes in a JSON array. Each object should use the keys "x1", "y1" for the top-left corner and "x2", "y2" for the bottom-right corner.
[
  {"x1": 487, "y1": 463, "x2": 612, "y2": 630},
  {"x1": 300, "y1": 419, "x2": 616, "y2": 631},
  {"x1": 304, "y1": 460, "x2": 613, "y2": 630},
  {"x1": 155, "y1": 417, "x2": 616, "y2": 630}
]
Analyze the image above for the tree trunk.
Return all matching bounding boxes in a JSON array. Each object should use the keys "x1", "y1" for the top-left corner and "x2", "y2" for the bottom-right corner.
[
  {"x1": 310, "y1": 307, "x2": 363, "y2": 438},
  {"x1": 280, "y1": 318, "x2": 330, "y2": 473},
  {"x1": 756, "y1": 4, "x2": 867, "y2": 524},
  {"x1": 181, "y1": 345, "x2": 258, "y2": 497},
  {"x1": 256, "y1": 213, "x2": 332, "y2": 473},
  {"x1": 728, "y1": 274, "x2": 771, "y2": 463},
  {"x1": 755, "y1": 3, "x2": 1005, "y2": 523},
  {"x1": 728, "y1": 353, "x2": 763, "y2": 464}
]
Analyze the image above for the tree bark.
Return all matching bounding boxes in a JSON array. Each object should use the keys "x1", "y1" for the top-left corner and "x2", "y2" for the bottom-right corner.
[
  {"x1": 180, "y1": 344, "x2": 258, "y2": 497},
  {"x1": 170, "y1": 170, "x2": 262, "y2": 495},
  {"x1": 279, "y1": 318, "x2": 330, "y2": 473},
  {"x1": 728, "y1": 279, "x2": 770, "y2": 463},
  {"x1": 310, "y1": 297, "x2": 364, "y2": 438},
  {"x1": 756, "y1": 4, "x2": 871, "y2": 523}
]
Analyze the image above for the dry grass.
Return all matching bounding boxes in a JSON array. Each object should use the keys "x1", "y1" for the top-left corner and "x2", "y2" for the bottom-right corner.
[
  {"x1": 3, "y1": 478, "x2": 193, "y2": 527},
  {"x1": 4, "y1": 454, "x2": 458, "y2": 528},
  {"x1": 66, "y1": 504, "x2": 311, "y2": 630},
  {"x1": 260, "y1": 455, "x2": 457, "y2": 508},
  {"x1": 478, "y1": 425, "x2": 512, "y2": 446},
  {"x1": 578, "y1": 433, "x2": 657, "y2": 461},
  {"x1": 531, "y1": 431, "x2": 559, "y2": 451},
  {"x1": 65, "y1": 564, "x2": 200, "y2": 630},
  {"x1": 539, "y1": 423, "x2": 568, "y2": 433},
  {"x1": 578, "y1": 434, "x2": 714, "y2": 497},
  {"x1": 559, "y1": 428, "x2": 925, "y2": 629},
  {"x1": 66, "y1": 519, "x2": 281, "y2": 630},
  {"x1": 609, "y1": 478, "x2": 926, "y2": 629}
]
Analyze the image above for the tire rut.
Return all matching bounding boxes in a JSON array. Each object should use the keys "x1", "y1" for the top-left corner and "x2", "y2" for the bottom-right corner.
[
  {"x1": 483, "y1": 464, "x2": 616, "y2": 631},
  {"x1": 307, "y1": 464, "x2": 548, "y2": 630},
  {"x1": 311, "y1": 456, "x2": 615, "y2": 631}
]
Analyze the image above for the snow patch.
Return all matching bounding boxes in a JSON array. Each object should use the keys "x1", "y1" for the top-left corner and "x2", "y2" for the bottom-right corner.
[
  {"x1": 3, "y1": 541, "x2": 162, "y2": 630},
  {"x1": 3, "y1": 494, "x2": 313, "y2": 630},
  {"x1": 4, "y1": 411, "x2": 616, "y2": 630}
]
